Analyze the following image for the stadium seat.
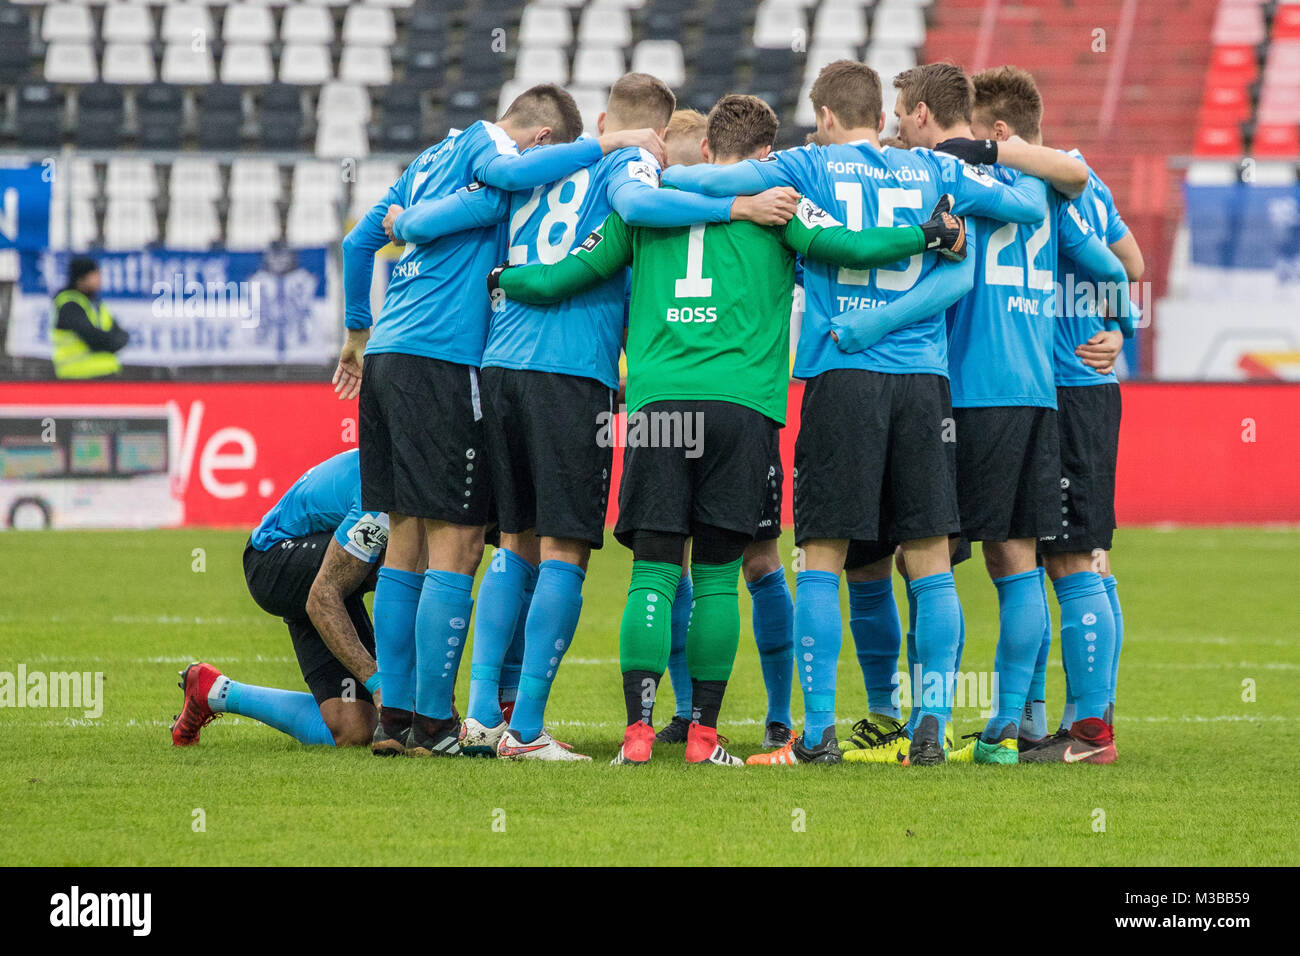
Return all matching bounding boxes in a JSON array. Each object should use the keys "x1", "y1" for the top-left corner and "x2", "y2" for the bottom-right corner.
[
  {"x1": 376, "y1": 83, "x2": 423, "y2": 152},
  {"x1": 1253, "y1": 124, "x2": 1300, "y2": 157},
  {"x1": 41, "y1": 2, "x2": 94, "y2": 43},
  {"x1": 404, "y1": 46, "x2": 446, "y2": 87},
  {"x1": 53, "y1": 156, "x2": 97, "y2": 203},
  {"x1": 349, "y1": 159, "x2": 400, "y2": 219},
  {"x1": 102, "y1": 43, "x2": 157, "y2": 85},
  {"x1": 279, "y1": 43, "x2": 332, "y2": 84},
  {"x1": 162, "y1": 42, "x2": 216, "y2": 85},
  {"x1": 105, "y1": 158, "x2": 159, "y2": 201},
  {"x1": 229, "y1": 157, "x2": 282, "y2": 201},
  {"x1": 45, "y1": 42, "x2": 98, "y2": 84},
  {"x1": 318, "y1": 82, "x2": 372, "y2": 123},
  {"x1": 137, "y1": 83, "x2": 185, "y2": 149},
  {"x1": 1211, "y1": 3, "x2": 1265, "y2": 45},
  {"x1": 1193, "y1": 124, "x2": 1243, "y2": 157},
  {"x1": 221, "y1": 42, "x2": 275, "y2": 85},
  {"x1": 567, "y1": 85, "x2": 606, "y2": 136},
  {"x1": 259, "y1": 83, "x2": 305, "y2": 149},
  {"x1": 577, "y1": 2, "x2": 632, "y2": 47},
  {"x1": 75, "y1": 84, "x2": 125, "y2": 148},
  {"x1": 103, "y1": 198, "x2": 159, "y2": 251},
  {"x1": 103, "y1": 3, "x2": 155, "y2": 44},
  {"x1": 572, "y1": 45, "x2": 624, "y2": 86},
  {"x1": 223, "y1": 3, "x2": 276, "y2": 43},
  {"x1": 515, "y1": 45, "x2": 569, "y2": 85},
  {"x1": 225, "y1": 198, "x2": 282, "y2": 251},
  {"x1": 166, "y1": 200, "x2": 222, "y2": 251},
  {"x1": 293, "y1": 159, "x2": 344, "y2": 203},
  {"x1": 867, "y1": 43, "x2": 919, "y2": 84},
  {"x1": 1207, "y1": 45, "x2": 1258, "y2": 87},
  {"x1": 169, "y1": 157, "x2": 224, "y2": 202},
  {"x1": 520, "y1": 5, "x2": 573, "y2": 46},
  {"x1": 198, "y1": 84, "x2": 245, "y2": 147},
  {"x1": 281, "y1": 5, "x2": 335, "y2": 44},
  {"x1": 0, "y1": 5, "x2": 28, "y2": 84},
  {"x1": 47, "y1": 197, "x2": 98, "y2": 251},
  {"x1": 630, "y1": 40, "x2": 685, "y2": 88},
  {"x1": 339, "y1": 45, "x2": 393, "y2": 86},
  {"x1": 316, "y1": 118, "x2": 369, "y2": 158},
  {"x1": 814, "y1": 0, "x2": 868, "y2": 47},
  {"x1": 286, "y1": 200, "x2": 341, "y2": 246},
  {"x1": 161, "y1": 4, "x2": 214, "y2": 44},
  {"x1": 1275, "y1": 6, "x2": 1300, "y2": 40},
  {"x1": 343, "y1": 7, "x2": 397, "y2": 46},
  {"x1": 872, "y1": 1, "x2": 927, "y2": 47}
]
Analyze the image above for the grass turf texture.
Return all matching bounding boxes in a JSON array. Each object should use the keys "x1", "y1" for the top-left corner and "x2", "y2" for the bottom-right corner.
[{"x1": 2, "y1": 527, "x2": 1296, "y2": 866}]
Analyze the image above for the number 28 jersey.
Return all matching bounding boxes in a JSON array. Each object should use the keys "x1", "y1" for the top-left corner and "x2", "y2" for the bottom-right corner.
[{"x1": 480, "y1": 146, "x2": 662, "y2": 389}]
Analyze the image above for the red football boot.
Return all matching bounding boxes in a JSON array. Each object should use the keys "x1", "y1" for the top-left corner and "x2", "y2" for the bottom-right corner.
[
  {"x1": 611, "y1": 721, "x2": 656, "y2": 765},
  {"x1": 171, "y1": 662, "x2": 224, "y2": 746},
  {"x1": 685, "y1": 722, "x2": 744, "y2": 766}
]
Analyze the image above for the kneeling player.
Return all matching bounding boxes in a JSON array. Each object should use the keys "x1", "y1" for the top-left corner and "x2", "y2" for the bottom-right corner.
[
  {"x1": 171, "y1": 449, "x2": 387, "y2": 748},
  {"x1": 496, "y1": 93, "x2": 964, "y2": 765}
]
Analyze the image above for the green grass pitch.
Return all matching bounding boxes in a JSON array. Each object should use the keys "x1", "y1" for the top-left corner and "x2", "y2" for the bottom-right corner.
[{"x1": 2, "y1": 527, "x2": 1296, "y2": 866}]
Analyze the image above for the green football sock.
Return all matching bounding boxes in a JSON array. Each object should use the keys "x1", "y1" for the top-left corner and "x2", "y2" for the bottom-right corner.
[
  {"x1": 619, "y1": 560, "x2": 683, "y2": 675},
  {"x1": 685, "y1": 558, "x2": 743, "y2": 683}
]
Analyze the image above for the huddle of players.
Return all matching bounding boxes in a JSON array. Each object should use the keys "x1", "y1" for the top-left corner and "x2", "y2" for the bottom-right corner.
[{"x1": 317, "y1": 57, "x2": 1136, "y2": 767}]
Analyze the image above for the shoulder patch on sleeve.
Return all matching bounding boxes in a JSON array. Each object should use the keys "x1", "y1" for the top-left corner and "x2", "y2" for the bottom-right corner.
[
  {"x1": 578, "y1": 230, "x2": 604, "y2": 252},
  {"x1": 626, "y1": 152, "x2": 661, "y2": 187},
  {"x1": 961, "y1": 162, "x2": 997, "y2": 187},
  {"x1": 345, "y1": 513, "x2": 389, "y2": 559},
  {"x1": 466, "y1": 181, "x2": 484, "y2": 192},
  {"x1": 796, "y1": 196, "x2": 841, "y2": 229}
]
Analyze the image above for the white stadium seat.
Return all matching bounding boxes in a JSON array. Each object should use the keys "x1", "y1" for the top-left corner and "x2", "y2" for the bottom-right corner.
[
  {"x1": 48, "y1": 198, "x2": 98, "y2": 252},
  {"x1": 318, "y1": 82, "x2": 371, "y2": 123},
  {"x1": 45, "y1": 42, "x2": 98, "y2": 84},
  {"x1": 578, "y1": 3, "x2": 632, "y2": 47},
  {"x1": 567, "y1": 85, "x2": 606, "y2": 136},
  {"x1": 342, "y1": 7, "x2": 396, "y2": 46},
  {"x1": 279, "y1": 43, "x2": 333, "y2": 84},
  {"x1": 281, "y1": 5, "x2": 335, "y2": 44},
  {"x1": 162, "y1": 42, "x2": 216, "y2": 84},
  {"x1": 161, "y1": 4, "x2": 214, "y2": 44},
  {"x1": 339, "y1": 45, "x2": 392, "y2": 86},
  {"x1": 102, "y1": 3, "x2": 155, "y2": 44},
  {"x1": 286, "y1": 200, "x2": 341, "y2": 246},
  {"x1": 223, "y1": 3, "x2": 276, "y2": 43},
  {"x1": 815, "y1": 1, "x2": 869, "y2": 47},
  {"x1": 102, "y1": 43, "x2": 157, "y2": 85},
  {"x1": 166, "y1": 199, "x2": 222, "y2": 251},
  {"x1": 169, "y1": 157, "x2": 224, "y2": 202},
  {"x1": 105, "y1": 157, "x2": 159, "y2": 201},
  {"x1": 515, "y1": 45, "x2": 569, "y2": 85},
  {"x1": 571, "y1": 45, "x2": 624, "y2": 87},
  {"x1": 349, "y1": 159, "x2": 400, "y2": 218},
  {"x1": 225, "y1": 198, "x2": 282, "y2": 251},
  {"x1": 315, "y1": 118, "x2": 369, "y2": 158},
  {"x1": 229, "y1": 157, "x2": 282, "y2": 201},
  {"x1": 292, "y1": 159, "x2": 344, "y2": 203},
  {"x1": 630, "y1": 40, "x2": 685, "y2": 88},
  {"x1": 520, "y1": 5, "x2": 573, "y2": 46},
  {"x1": 41, "y1": 3, "x2": 94, "y2": 43},
  {"x1": 753, "y1": 0, "x2": 807, "y2": 49},
  {"x1": 871, "y1": 2, "x2": 928, "y2": 47},
  {"x1": 103, "y1": 198, "x2": 159, "y2": 251},
  {"x1": 220, "y1": 42, "x2": 275, "y2": 85}
]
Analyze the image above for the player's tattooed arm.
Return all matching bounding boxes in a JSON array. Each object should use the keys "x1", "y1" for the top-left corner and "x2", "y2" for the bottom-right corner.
[{"x1": 306, "y1": 540, "x2": 381, "y2": 696}]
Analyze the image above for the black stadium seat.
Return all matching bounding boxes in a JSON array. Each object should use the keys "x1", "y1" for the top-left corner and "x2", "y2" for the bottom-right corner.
[
  {"x1": 378, "y1": 84, "x2": 423, "y2": 152},
  {"x1": 259, "y1": 83, "x2": 303, "y2": 150},
  {"x1": 0, "y1": 4, "x2": 29, "y2": 85},
  {"x1": 76, "y1": 84, "x2": 125, "y2": 148},
  {"x1": 137, "y1": 83, "x2": 184, "y2": 149},
  {"x1": 198, "y1": 84, "x2": 244, "y2": 150},
  {"x1": 16, "y1": 80, "x2": 64, "y2": 148}
]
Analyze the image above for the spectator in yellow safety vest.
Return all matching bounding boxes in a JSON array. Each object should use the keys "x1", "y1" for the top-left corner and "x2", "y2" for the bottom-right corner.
[{"x1": 51, "y1": 257, "x2": 129, "y2": 379}]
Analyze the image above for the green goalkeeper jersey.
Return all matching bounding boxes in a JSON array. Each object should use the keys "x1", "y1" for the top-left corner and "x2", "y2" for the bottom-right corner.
[{"x1": 497, "y1": 195, "x2": 928, "y2": 424}]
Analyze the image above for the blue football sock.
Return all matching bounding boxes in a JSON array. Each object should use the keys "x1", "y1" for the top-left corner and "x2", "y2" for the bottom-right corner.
[
  {"x1": 1103, "y1": 575, "x2": 1123, "y2": 711},
  {"x1": 668, "y1": 572, "x2": 693, "y2": 719},
  {"x1": 910, "y1": 571, "x2": 963, "y2": 742},
  {"x1": 414, "y1": 570, "x2": 474, "y2": 720},
  {"x1": 499, "y1": 579, "x2": 533, "y2": 705},
  {"x1": 222, "y1": 681, "x2": 334, "y2": 746},
  {"x1": 510, "y1": 560, "x2": 585, "y2": 742},
  {"x1": 1022, "y1": 568, "x2": 1052, "y2": 738},
  {"x1": 847, "y1": 578, "x2": 902, "y2": 719},
  {"x1": 372, "y1": 567, "x2": 423, "y2": 712},
  {"x1": 748, "y1": 568, "x2": 795, "y2": 728},
  {"x1": 467, "y1": 548, "x2": 536, "y2": 727},
  {"x1": 1052, "y1": 571, "x2": 1115, "y2": 723},
  {"x1": 904, "y1": 579, "x2": 920, "y2": 735},
  {"x1": 794, "y1": 569, "x2": 841, "y2": 746},
  {"x1": 984, "y1": 569, "x2": 1048, "y2": 739}
]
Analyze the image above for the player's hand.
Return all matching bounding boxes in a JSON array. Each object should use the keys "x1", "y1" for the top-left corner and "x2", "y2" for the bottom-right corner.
[
  {"x1": 599, "y1": 128, "x2": 667, "y2": 167},
  {"x1": 333, "y1": 329, "x2": 368, "y2": 401},
  {"x1": 382, "y1": 204, "x2": 405, "y2": 245},
  {"x1": 1075, "y1": 329, "x2": 1123, "y2": 374},
  {"x1": 731, "y1": 186, "x2": 799, "y2": 226},
  {"x1": 920, "y1": 193, "x2": 967, "y2": 261},
  {"x1": 935, "y1": 137, "x2": 999, "y2": 166}
]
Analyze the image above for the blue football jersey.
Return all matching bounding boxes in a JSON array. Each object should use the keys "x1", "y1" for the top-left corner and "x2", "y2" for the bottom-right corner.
[
  {"x1": 249, "y1": 450, "x2": 388, "y2": 563},
  {"x1": 680, "y1": 141, "x2": 1047, "y2": 379},
  {"x1": 1054, "y1": 151, "x2": 1129, "y2": 387},
  {"x1": 481, "y1": 146, "x2": 662, "y2": 388}
]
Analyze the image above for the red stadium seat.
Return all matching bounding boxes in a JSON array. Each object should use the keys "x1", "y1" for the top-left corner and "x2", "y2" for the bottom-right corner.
[
  {"x1": 1252, "y1": 124, "x2": 1300, "y2": 157},
  {"x1": 1207, "y1": 45, "x2": 1258, "y2": 86},
  {"x1": 1194, "y1": 124, "x2": 1244, "y2": 156},
  {"x1": 1200, "y1": 82, "x2": 1252, "y2": 120},
  {"x1": 1273, "y1": 6, "x2": 1300, "y2": 40}
]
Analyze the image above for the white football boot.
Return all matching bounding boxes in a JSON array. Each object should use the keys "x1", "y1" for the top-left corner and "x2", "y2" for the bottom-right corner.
[
  {"x1": 458, "y1": 717, "x2": 508, "y2": 757},
  {"x1": 497, "y1": 728, "x2": 591, "y2": 761}
]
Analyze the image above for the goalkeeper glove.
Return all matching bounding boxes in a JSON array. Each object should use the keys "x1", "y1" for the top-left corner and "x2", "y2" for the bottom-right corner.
[{"x1": 919, "y1": 193, "x2": 968, "y2": 262}]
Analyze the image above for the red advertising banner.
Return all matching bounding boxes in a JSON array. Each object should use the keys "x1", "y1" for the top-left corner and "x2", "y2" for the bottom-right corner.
[{"x1": 1, "y1": 381, "x2": 1297, "y2": 530}]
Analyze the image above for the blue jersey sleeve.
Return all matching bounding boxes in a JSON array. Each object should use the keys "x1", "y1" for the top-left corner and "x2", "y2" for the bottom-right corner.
[
  {"x1": 333, "y1": 505, "x2": 390, "y2": 563},
  {"x1": 1103, "y1": 191, "x2": 1129, "y2": 244},
  {"x1": 469, "y1": 124, "x2": 604, "y2": 193},
  {"x1": 1064, "y1": 231, "x2": 1135, "y2": 337},
  {"x1": 393, "y1": 183, "x2": 510, "y2": 244},
  {"x1": 937, "y1": 153, "x2": 1047, "y2": 224},
  {"x1": 611, "y1": 178, "x2": 733, "y2": 226},
  {"x1": 829, "y1": 243, "x2": 977, "y2": 354},
  {"x1": 341, "y1": 167, "x2": 411, "y2": 331},
  {"x1": 659, "y1": 153, "x2": 797, "y2": 196}
]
